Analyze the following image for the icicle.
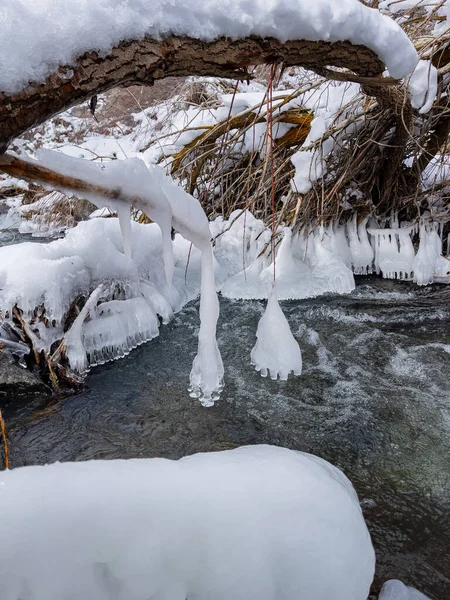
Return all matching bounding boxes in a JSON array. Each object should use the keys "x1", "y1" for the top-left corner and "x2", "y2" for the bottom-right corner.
[
  {"x1": 357, "y1": 218, "x2": 374, "y2": 273},
  {"x1": 116, "y1": 204, "x2": 132, "y2": 260},
  {"x1": 251, "y1": 284, "x2": 302, "y2": 381},
  {"x1": 189, "y1": 244, "x2": 224, "y2": 406},
  {"x1": 412, "y1": 224, "x2": 439, "y2": 286},
  {"x1": 398, "y1": 230, "x2": 415, "y2": 279},
  {"x1": 347, "y1": 215, "x2": 373, "y2": 274},
  {"x1": 64, "y1": 282, "x2": 107, "y2": 373}
]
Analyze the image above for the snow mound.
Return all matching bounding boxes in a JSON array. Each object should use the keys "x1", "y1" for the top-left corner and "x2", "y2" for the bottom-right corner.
[
  {"x1": 0, "y1": 0, "x2": 418, "y2": 94},
  {"x1": 0, "y1": 445, "x2": 375, "y2": 600}
]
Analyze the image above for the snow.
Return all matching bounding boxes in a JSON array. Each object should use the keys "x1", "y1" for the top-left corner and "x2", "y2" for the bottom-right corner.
[
  {"x1": 291, "y1": 82, "x2": 361, "y2": 195},
  {"x1": 412, "y1": 224, "x2": 442, "y2": 285},
  {"x1": 0, "y1": 0, "x2": 418, "y2": 95},
  {"x1": 408, "y1": 60, "x2": 438, "y2": 114},
  {"x1": 22, "y1": 149, "x2": 222, "y2": 404},
  {"x1": 0, "y1": 444, "x2": 375, "y2": 600},
  {"x1": 251, "y1": 285, "x2": 303, "y2": 380},
  {"x1": 378, "y1": 580, "x2": 431, "y2": 600}
]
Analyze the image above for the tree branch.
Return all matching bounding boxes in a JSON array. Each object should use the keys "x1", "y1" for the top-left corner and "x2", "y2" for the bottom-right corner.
[{"x1": 0, "y1": 34, "x2": 386, "y2": 152}]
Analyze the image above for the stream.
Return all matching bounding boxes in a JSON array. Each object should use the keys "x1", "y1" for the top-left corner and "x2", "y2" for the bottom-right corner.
[{"x1": 1, "y1": 277, "x2": 449, "y2": 599}]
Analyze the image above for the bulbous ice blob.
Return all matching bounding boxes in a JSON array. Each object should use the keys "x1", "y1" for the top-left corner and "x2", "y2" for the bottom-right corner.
[{"x1": 251, "y1": 283, "x2": 302, "y2": 380}]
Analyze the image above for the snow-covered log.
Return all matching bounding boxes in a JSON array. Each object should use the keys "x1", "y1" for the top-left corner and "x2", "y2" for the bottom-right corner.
[{"x1": 0, "y1": 0, "x2": 418, "y2": 151}]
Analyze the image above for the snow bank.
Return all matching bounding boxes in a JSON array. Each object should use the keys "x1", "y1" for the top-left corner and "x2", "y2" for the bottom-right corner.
[
  {"x1": 0, "y1": 445, "x2": 375, "y2": 600},
  {"x1": 0, "y1": 0, "x2": 418, "y2": 95}
]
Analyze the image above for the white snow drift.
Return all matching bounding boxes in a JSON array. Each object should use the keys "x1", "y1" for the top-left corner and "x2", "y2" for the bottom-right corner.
[{"x1": 0, "y1": 445, "x2": 375, "y2": 600}]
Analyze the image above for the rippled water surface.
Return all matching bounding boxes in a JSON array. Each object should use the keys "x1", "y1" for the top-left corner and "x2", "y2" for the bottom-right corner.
[{"x1": 2, "y1": 277, "x2": 450, "y2": 599}]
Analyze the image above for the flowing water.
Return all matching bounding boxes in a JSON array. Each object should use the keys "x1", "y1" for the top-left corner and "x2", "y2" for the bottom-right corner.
[{"x1": 1, "y1": 277, "x2": 449, "y2": 599}]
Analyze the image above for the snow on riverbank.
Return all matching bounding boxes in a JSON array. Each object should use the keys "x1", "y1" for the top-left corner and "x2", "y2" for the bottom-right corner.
[{"x1": 0, "y1": 444, "x2": 375, "y2": 600}]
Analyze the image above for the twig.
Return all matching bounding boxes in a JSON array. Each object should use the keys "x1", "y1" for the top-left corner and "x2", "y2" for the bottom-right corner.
[{"x1": 0, "y1": 409, "x2": 9, "y2": 470}]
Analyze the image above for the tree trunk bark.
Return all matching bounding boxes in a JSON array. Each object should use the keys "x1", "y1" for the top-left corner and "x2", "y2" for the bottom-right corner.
[{"x1": 0, "y1": 35, "x2": 387, "y2": 152}]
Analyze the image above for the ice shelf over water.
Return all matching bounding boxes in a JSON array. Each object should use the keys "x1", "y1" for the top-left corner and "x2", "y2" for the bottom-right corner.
[
  {"x1": 0, "y1": 151, "x2": 449, "y2": 403},
  {"x1": 1, "y1": 188, "x2": 449, "y2": 400},
  {"x1": 0, "y1": 445, "x2": 376, "y2": 600}
]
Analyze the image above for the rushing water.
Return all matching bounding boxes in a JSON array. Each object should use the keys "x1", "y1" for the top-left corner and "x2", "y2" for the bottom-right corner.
[{"x1": 2, "y1": 277, "x2": 449, "y2": 599}]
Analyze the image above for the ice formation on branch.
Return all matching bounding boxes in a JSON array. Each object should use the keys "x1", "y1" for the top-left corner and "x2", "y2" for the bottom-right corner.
[
  {"x1": 412, "y1": 224, "x2": 442, "y2": 286},
  {"x1": 0, "y1": 445, "x2": 375, "y2": 600},
  {"x1": 251, "y1": 284, "x2": 302, "y2": 380},
  {"x1": 0, "y1": 0, "x2": 419, "y2": 95},
  {"x1": 189, "y1": 244, "x2": 224, "y2": 406},
  {"x1": 4, "y1": 150, "x2": 223, "y2": 404}
]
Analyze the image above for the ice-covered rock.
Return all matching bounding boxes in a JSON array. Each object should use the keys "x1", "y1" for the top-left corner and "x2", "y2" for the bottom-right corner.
[{"x1": 0, "y1": 445, "x2": 375, "y2": 600}]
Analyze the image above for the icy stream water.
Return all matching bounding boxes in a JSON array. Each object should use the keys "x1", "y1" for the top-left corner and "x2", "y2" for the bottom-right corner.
[{"x1": 2, "y1": 277, "x2": 450, "y2": 599}]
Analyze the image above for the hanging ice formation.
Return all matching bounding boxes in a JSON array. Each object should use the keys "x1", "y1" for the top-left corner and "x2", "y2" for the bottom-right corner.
[
  {"x1": 251, "y1": 284, "x2": 302, "y2": 380},
  {"x1": 412, "y1": 223, "x2": 442, "y2": 286},
  {"x1": 33, "y1": 149, "x2": 223, "y2": 405},
  {"x1": 368, "y1": 225, "x2": 415, "y2": 280},
  {"x1": 347, "y1": 215, "x2": 374, "y2": 275}
]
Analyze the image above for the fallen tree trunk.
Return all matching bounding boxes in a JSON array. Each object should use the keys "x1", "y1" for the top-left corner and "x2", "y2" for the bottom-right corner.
[{"x1": 0, "y1": 35, "x2": 389, "y2": 152}]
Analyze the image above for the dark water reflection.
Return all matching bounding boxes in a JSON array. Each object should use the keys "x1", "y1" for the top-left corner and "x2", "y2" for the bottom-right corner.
[{"x1": 2, "y1": 277, "x2": 450, "y2": 599}]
